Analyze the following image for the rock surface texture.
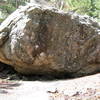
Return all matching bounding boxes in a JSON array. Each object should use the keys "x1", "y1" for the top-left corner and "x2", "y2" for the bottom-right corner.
[{"x1": 0, "y1": 3, "x2": 100, "y2": 76}]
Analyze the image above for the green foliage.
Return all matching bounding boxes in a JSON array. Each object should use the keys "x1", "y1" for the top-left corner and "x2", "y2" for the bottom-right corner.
[
  {"x1": 0, "y1": 0, "x2": 27, "y2": 23},
  {"x1": 0, "y1": 4, "x2": 16, "y2": 14},
  {"x1": 0, "y1": 17, "x2": 4, "y2": 23},
  {"x1": 65, "y1": 0, "x2": 100, "y2": 20},
  {"x1": 0, "y1": 3, "x2": 16, "y2": 23},
  {"x1": 0, "y1": 0, "x2": 100, "y2": 23},
  {"x1": 50, "y1": 0, "x2": 100, "y2": 21}
]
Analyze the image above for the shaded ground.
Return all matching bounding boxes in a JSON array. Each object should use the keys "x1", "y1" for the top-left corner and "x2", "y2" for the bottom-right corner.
[
  {"x1": 0, "y1": 74, "x2": 100, "y2": 100},
  {"x1": 0, "y1": 62, "x2": 75, "y2": 81},
  {"x1": 0, "y1": 62, "x2": 100, "y2": 100},
  {"x1": 0, "y1": 62, "x2": 58, "y2": 81}
]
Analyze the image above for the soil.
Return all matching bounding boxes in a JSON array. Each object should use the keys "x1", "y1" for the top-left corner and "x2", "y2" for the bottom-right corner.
[{"x1": 0, "y1": 62, "x2": 100, "y2": 100}]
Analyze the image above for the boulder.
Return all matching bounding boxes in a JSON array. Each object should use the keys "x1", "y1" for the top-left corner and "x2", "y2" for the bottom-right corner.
[{"x1": 0, "y1": 3, "x2": 100, "y2": 76}]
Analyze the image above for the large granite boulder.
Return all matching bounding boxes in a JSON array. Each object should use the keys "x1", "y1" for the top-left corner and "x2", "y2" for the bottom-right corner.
[{"x1": 0, "y1": 3, "x2": 100, "y2": 77}]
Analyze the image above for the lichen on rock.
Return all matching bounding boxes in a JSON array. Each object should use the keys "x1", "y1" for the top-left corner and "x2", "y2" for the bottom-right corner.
[{"x1": 0, "y1": 3, "x2": 100, "y2": 77}]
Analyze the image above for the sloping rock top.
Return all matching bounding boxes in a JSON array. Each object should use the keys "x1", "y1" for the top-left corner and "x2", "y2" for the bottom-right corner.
[{"x1": 0, "y1": 3, "x2": 100, "y2": 77}]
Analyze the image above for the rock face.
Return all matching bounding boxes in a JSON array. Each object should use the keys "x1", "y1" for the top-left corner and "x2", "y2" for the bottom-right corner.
[{"x1": 0, "y1": 3, "x2": 100, "y2": 76}]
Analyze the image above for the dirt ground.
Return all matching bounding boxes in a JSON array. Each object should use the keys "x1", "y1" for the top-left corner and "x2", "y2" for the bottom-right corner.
[{"x1": 0, "y1": 63, "x2": 100, "y2": 100}]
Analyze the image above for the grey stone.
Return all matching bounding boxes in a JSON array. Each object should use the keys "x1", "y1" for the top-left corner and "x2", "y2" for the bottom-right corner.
[{"x1": 0, "y1": 3, "x2": 100, "y2": 76}]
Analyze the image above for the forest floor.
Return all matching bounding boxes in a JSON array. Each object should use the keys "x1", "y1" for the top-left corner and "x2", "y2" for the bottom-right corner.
[{"x1": 0, "y1": 64, "x2": 100, "y2": 100}]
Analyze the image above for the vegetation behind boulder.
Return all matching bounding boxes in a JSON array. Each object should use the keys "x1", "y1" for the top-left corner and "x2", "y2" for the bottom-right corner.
[{"x1": 0, "y1": 0, "x2": 100, "y2": 24}]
